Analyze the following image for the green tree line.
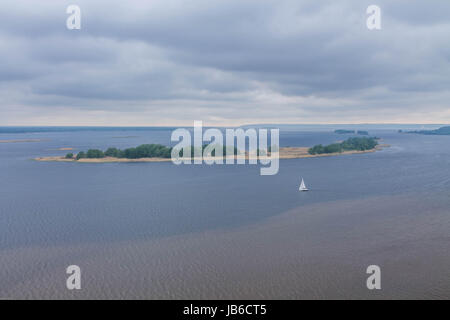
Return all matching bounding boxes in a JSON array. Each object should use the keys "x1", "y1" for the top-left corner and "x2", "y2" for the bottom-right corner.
[
  {"x1": 308, "y1": 137, "x2": 378, "y2": 155},
  {"x1": 66, "y1": 144, "x2": 172, "y2": 160},
  {"x1": 67, "y1": 144, "x2": 240, "y2": 160},
  {"x1": 175, "y1": 144, "x2": 238, "y2": 158}
]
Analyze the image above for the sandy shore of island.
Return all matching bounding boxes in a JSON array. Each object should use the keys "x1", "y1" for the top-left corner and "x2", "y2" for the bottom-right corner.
[
  {"x1": 34, "y1": 145, "x2": 389, "y2": 163},
  {"x1": 281, "y1": 144, "x2": 388, "y2": 159}
]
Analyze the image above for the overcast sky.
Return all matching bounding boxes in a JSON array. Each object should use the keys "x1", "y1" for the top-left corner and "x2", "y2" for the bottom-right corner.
[{"x1": 1, "y1": 0, "x2": 449, "y2": 126}]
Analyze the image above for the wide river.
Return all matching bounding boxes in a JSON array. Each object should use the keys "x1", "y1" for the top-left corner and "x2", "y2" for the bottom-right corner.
[{"x1": 0, "y1": 126, "x2": 449, "y2": 299}]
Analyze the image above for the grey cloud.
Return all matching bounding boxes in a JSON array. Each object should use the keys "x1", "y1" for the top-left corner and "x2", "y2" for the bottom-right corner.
[{"x1": 0, "y1": 0, "x2": 449, "y2": 125}]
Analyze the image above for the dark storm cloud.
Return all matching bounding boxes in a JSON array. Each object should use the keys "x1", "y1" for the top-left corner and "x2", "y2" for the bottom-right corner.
[{"x1": 0, "y1": 0, "x2": 449, "y2": 124}]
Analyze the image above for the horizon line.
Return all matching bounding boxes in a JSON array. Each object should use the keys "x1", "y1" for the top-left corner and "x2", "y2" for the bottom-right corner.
[{"x1": 0, "y1": 123, "x2": 449, "y2": 127}]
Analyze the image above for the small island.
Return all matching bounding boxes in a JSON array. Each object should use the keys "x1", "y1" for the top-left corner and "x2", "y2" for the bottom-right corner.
[
  {"x1": 34, "y1": 138, "x2": 387, "y2": 163},
  {"x1": 335, "y1": 129, "x2": 369, "y2": 135},
  {"x1": 308, "y1": 137, "x2": 379, "y2": 155},
  {"x1": 335, "y1": 129, "x2": 355, "y2": 134}
]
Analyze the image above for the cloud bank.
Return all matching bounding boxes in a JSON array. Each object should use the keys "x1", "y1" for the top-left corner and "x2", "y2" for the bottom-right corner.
[{"x1": 1, "y1": 0, "x2": 449, "y2": 125}]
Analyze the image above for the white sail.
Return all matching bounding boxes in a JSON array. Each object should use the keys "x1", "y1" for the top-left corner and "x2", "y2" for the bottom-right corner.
[{"x1": 299, "y1": 178, "x2": 309, "y2": 191}]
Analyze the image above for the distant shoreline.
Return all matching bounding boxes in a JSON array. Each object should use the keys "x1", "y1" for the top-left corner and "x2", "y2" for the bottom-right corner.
[
  {"x1": 34, "y1": 145, "x2": 388, "y2": 163},
  {"x1": 0, "y1": 139, "x2": 43, "y2": 143},
  {"x1": 401, "y1": 125, "x2": 450, "y2": 135}
]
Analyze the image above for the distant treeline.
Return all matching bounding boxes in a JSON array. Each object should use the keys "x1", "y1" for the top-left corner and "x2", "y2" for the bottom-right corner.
[
  {"x1": 403, "y1": 126, "x2": 450, "y2": 135},
  {"x1": 176, "y1": 145, "x2": 239, "y2": 158},
  {"x1": 335, "y1": 129, "x2": 369, "y2": 135},
  {"x1": 66, "y1": 144, "x2": 240, "y2": 160},
  {"x1": 308, "y1": 137, "x2": 378, "y2": 155}
]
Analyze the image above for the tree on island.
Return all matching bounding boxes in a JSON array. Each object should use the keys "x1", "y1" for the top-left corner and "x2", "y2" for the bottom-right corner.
[
  {"x1": 86, "y1": 149, "x2": 105, "y2": 158},
  {"x1": 105, "y1": 147, "x2": 120, "y2": 157},
  {"x1": 76, "y1": 151, "x2": 86, "y2": 160},
  {"x1": 65, "y1": 153, "x2": 74, "y2": 159},
  {"x1": 174, "y1": 144, "x2": 238, "y2": 158}
]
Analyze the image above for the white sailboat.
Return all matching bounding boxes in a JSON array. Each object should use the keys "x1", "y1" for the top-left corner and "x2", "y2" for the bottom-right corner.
[{"x1": 299, "y1": 178, "x2": 309, "y2": 191}]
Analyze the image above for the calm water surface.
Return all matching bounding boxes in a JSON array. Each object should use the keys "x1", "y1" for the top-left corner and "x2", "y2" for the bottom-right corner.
[{"x1": 0, "y1": 127, "x2": 449, "y2": 299}]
